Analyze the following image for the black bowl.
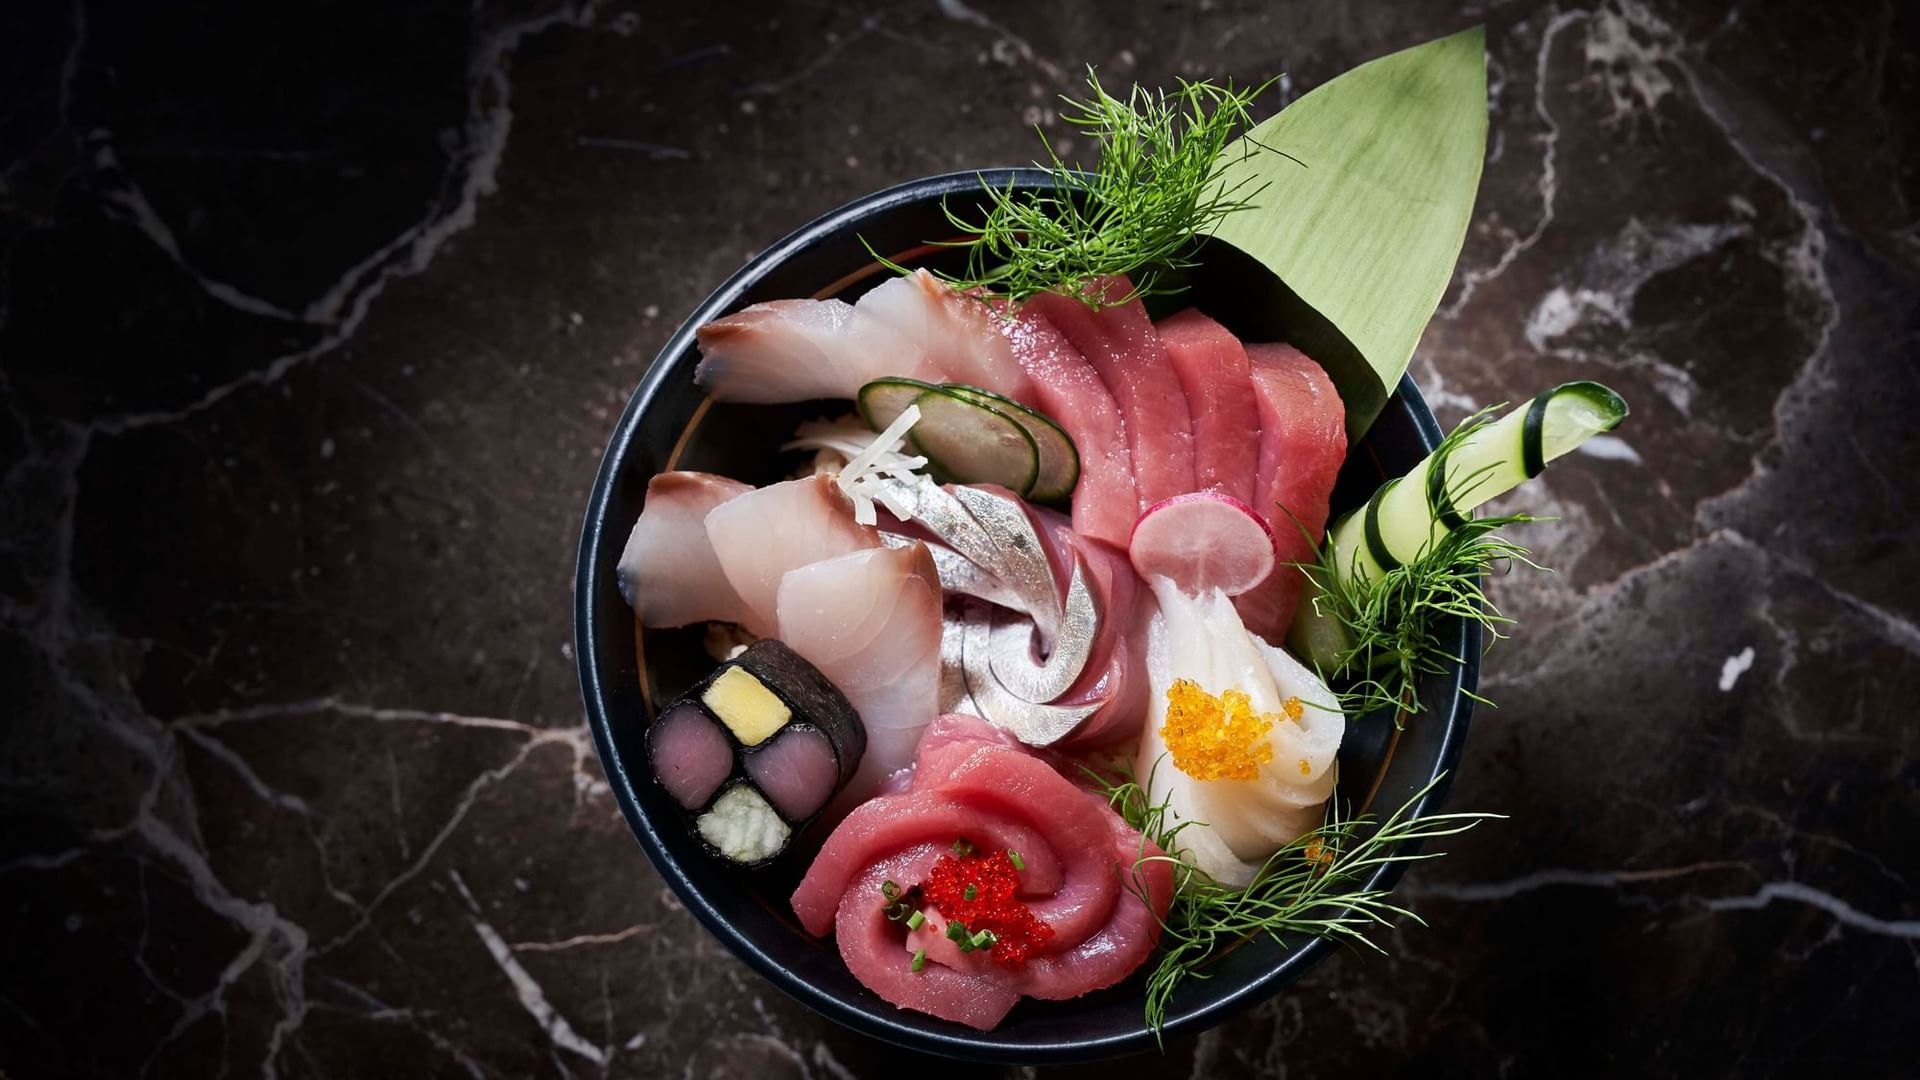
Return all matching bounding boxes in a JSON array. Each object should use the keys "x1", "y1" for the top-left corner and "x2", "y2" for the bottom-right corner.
[{"x1": 574, "y1": 170, "x2": 1478, "y2": 1063}]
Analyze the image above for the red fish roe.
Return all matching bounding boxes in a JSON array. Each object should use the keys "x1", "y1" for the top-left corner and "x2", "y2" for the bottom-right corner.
[{"x1": 923, "y1": 847, "x2": 1054, "y2": 966}]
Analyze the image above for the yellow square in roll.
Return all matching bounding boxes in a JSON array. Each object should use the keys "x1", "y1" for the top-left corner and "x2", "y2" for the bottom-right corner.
[{"x1": 701, "y1": 666, "x2": 790, "y2": 746}]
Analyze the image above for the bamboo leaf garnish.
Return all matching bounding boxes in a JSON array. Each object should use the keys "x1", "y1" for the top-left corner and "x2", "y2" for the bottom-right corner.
[
  {"x1": 870, "y1": 69, "x2": 1296, "y2": 309},
  {"x1": 1086, "y1": 760, "x2": 1502, "y2": 1042}
]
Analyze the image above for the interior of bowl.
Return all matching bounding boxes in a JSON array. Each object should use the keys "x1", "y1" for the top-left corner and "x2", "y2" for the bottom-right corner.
[{"x1": 574, "y1": 170, "x2": 1478, "y2": 1063}]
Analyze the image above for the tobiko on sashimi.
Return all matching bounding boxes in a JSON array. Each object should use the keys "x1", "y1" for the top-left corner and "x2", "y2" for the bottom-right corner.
[{"x1": 603, "y1": 30, "x2": 1631, "y2": 1040}]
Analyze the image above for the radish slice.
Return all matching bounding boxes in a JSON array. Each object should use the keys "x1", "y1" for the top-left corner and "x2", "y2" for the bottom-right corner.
[{"x1": 1128, "y1": 492, "x2": 1276, "y2": 597}]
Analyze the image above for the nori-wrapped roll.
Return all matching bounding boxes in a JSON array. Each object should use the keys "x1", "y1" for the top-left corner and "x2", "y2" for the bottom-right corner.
[{"x1": 646, "y1": 640, "x2": 865, "y2": 865}]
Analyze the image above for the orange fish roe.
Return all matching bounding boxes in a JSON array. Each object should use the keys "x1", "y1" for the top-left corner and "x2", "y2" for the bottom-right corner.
[
  {"x1": 1160, "y1": 678, "x2": 1277, "y2": 781},
  {"x1": 1282, "y1": 696, "x2": 1304, "y2": 721},
  {"x1": 923, "y1": 848, "x2": 1054, "y2": 966}
]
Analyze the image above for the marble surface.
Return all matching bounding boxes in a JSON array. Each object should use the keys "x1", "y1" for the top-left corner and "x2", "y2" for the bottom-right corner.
[{"x1": 3, "y1": 0, "x2": 1916, "y2": 1075}]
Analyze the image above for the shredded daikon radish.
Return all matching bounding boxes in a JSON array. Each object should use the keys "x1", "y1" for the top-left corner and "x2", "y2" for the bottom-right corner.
[{"x1": 784, "y1": 407, "x2": 925, "y2": 525}]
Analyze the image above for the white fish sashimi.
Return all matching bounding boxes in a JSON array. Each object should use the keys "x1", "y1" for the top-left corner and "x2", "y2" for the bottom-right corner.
[
  {"x1": 617, "y1": 471, "x2": 757, "y2": 630},
  {"x1": 705, "y1": 475, "x2": 880, "y2": 632},
  {"x1": 773, "y1": 548, "x2": 908, "y2": 668},
  {"x1": 855, "y1": 270, "x2": 1036, "y2": 401},
  {"x1": 694, "y1": 298, "x2": 943, "y2": 403},
  {"x1": 780, "y1": 542, "x2": 944, "y2": 813},
  {"x1": 1137, "y1": 582, "x2": 1346, "y2": 885},
  {"x1": 777, "y1": 543, "x2": 941, "y2": 733}
]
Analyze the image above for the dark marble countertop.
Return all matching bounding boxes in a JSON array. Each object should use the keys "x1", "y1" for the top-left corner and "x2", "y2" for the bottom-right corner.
[{"x1": 4, "y1": 0, "x2": 1916, "y2": 1076}]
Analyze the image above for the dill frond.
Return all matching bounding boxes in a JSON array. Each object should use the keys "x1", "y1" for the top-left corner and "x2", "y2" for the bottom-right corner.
[
  {"x1": 1298, "y1": 406, "x2": 1547, "y2": 724},
  {"x1": 1090, "y1": 761, "x2": 1501, "y2": 1041},
  {"x1": 877, "y1": 70, "x2": 1287, "y2": 308}
]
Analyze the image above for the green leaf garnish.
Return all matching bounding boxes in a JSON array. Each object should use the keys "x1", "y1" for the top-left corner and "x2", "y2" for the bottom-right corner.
[
  {"x1": 874, "y1": 69, "x2": 1285, "y2": 309},
  {"x1": 1089, "y1": 760, "x2": 1500, "y2": 1042},
  {"x1": 1293, "y1": 404, "x2": 1543, "y2": 724}
]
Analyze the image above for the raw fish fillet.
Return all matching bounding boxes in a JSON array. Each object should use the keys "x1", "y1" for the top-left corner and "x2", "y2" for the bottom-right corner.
[
  {"x1": 792, "y1": 717, "x2": 1173, "y2": 1029},
  {"x1": 993, "y1": 302, "x2": 1137, "y2": 546},
  {"x1": 1235, "y1": 344, "x2": 1347, "y2": 640},
  {"x1": 1156, "y1": 309, "x2": 1259, "y2": 504},
  {"x1": 857, "y1": 270, "x2": 1036, "y2": 401},
  {"x1": 1028, "y1": 507, "x2": 1151, "y2": 749},
  {"x1": 704, "y1": 475, "x2": 880, "y2": 634},
  {"x1": 1027, "y1": 277, "x2": 1195, "y2": 510},
  {"x1": 778, "y1": 543, "x2": 943, "y2": 806},
  {"x1": 617, "y1": 471, "x2": 755, "y2": 629},
  {"x1": 694, "y1": 299, "x2": 943, "y2": 403}
]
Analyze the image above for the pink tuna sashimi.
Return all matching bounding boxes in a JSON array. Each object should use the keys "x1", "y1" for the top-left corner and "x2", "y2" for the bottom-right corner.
[
  {"x1": 694, "y1": 299, "x2": 944, "y2": 403},
  {"x1": 801, "y1": 728, "x2": 1174, "y2": 1028},
  {"x1": 617, "y1": 471, "x2": 755, "y2": 629},
  {"x1": 1016, "y1": 790, "x2": 1172, "y2": 999},
  {"x1": 1235, "y1": 344, "x2": 1348, "y2": 640},
  {"x1": 1027, "y1": 277, "x2": 1195, "y2": 510},
  {"x1": 994, "y1": 302, "x2": 1136, "y2": 547},
  {"x1": 704, "y1": 474, "x2": 880, "y2": 634},
  {"x1": 791, "y1": 785, "x2": 1076, "y2": 937},
  {"x1": 836, "y1": 849, "x2": 1023, "y2": 1030},
  {"x1": 1155, "y1": 308, "x2": 1259, "y2": 504},
  {"x1": 857, "y1": 270, "x2": 1036, "y2": 401},
  {"x1": 791, "y1": 739, "x2": 1117, "y2": 943}
]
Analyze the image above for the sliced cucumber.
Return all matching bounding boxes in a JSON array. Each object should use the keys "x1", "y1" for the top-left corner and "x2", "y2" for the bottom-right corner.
[
  {"x1": 856, "y1": 377, "x2": 940, "y2": 433},
  {"x1": 1329, "y1": 380, "x2": 1629, "y2": 585},
  {"x1": 942, "y1": 385, "x2": 1081, "y2": 503},
  {"x1": 908, "y1": 387, "x2": 1039, "y2": 496}
]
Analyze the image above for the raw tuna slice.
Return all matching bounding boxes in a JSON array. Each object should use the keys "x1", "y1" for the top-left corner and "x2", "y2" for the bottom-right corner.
[
  {"x1": 857, "y1": 270, "x2": 1036, "y2": 401},
  {"x1": 694, "y1": 299, "x2": 945, "y2": 403},
  {"x1": 1235, "y1": 344, "x2": 1347, "y2": 639},
  {"x1": 1156, "y1": 308, "x2": 1259, "y2": 504},
  {"x1": 791, "y1": 722, "x2": 1173, "y2": 1030},
  {"x1": 617, "y1": 471, "x2": 755, "y2": 629},
  {"x1": 994, "y1": 302, "x2": 1136, "y2": 547},
  {"x1": 835, "y1": 848, "x2": 1022, "y2": 1030},
  {"x1": 1027, "y1": 277, "x2": 1195, "y2": 510}
]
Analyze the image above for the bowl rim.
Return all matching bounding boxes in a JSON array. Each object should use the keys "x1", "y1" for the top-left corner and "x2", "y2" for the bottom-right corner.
[{"x1": 573, "y1": 169, "x2": 1479, "y2": 1063}]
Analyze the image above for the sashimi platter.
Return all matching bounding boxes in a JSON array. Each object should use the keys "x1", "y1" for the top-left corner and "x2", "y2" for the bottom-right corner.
[{"x1": 578, "y1": 29, "x2": 1628, "y2": 1051}]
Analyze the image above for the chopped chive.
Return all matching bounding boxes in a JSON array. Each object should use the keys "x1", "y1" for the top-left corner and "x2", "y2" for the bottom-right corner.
[
  {"x1": 911, "y1": 948, "x2": 926, "y2": 973},
  {"x1": 880, "y1": 879, "x2": 900, "y2": 900},
  {"x1": 906, "y1": 910, "x2": 925, "y2": 930},
  {"x1": 1007, "y1": 849, "x2": 1025, "y2": 870},
  {"x1": 945, "y1": 920, "x2": 969, "y2": 944},
  {"x1": 951, "y1": 838, "x2": 974, "y2": 856},
  {"x1": 963, "y1": 884, "x2": 977, "y2": 902},
  {"x1": 970, "y1": 929, "x2": 997, "y2": 950}
]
